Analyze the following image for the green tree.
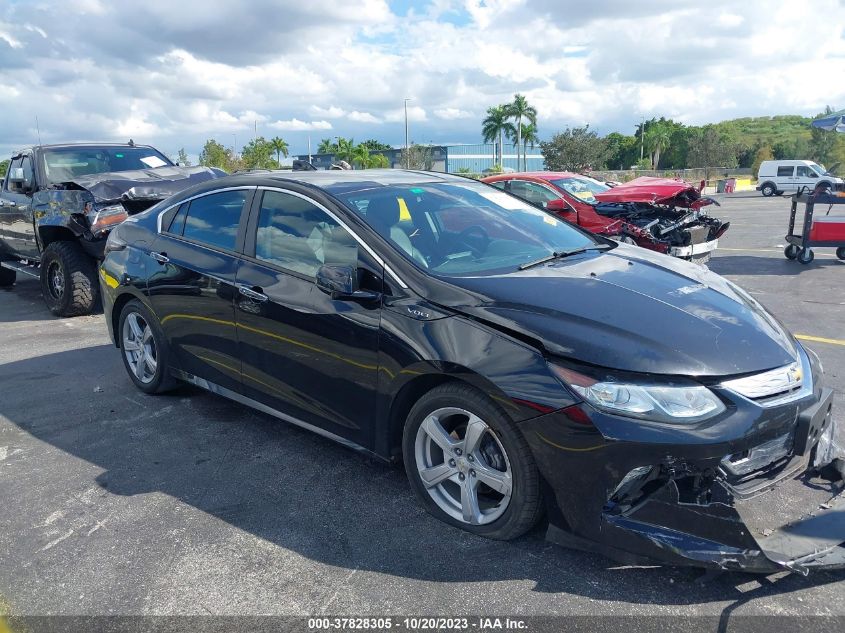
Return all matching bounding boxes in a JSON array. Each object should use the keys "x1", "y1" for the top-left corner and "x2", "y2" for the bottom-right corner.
[
  {"x1": 506, "y1": 94, "x2": 538, "y2": 171},
  {"x1": 269, "y1": 136, "x2": 289, "y2": 167},
  {"x1": 334, "y1": 137, "x2": 356, "y2": 164},
  {"x1": 0, "y1": 159, "x2": 9, "y2": 178},
  {"x1": 644, "y1": 122, "x2": 671, "y2": 168},
  {"x1": 350, "y1": 144, "x2": 371, "y2": 169},
  {"x1": 482, "y1": 105, "x2": 514, "y2": 167},
  {"x1": 361, "y1": 139, "x2": 392, "y2": 151},
  {"x1": 317, "y1": 138, "x2": 336, "y2": 154},
  {"x1": 540, "y1": 126, "x2": 609, "y2": 172},
  {"x1": 686, "y1": 126, "x2": 738, "y2": 176},
  {"x1": 198, "y1": 139, "x2": 239, "y2": 172},
  {"x1": 751, "y1": 145, "x2": 774, "y2": 176},
  {"x1": 241, "y1": 136, "x2": 276, "y2": 169},
  {"x1": 514, "y1": 122, "x2": 539, "y2": 169},
  {"x1": 176, "y1": 148, "x2": 191, "y2": 166},
  {"x1": 366, "y1": 153, "x2": 390, "y2": 169}
]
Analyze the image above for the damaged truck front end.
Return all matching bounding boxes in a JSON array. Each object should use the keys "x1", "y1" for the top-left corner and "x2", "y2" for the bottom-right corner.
[
  {"x1": 35, "y1": 165, "x2": 221, "y2": 258},
  {"x1": 521, "y1": 346, "x2": 844, "y2": 574}
]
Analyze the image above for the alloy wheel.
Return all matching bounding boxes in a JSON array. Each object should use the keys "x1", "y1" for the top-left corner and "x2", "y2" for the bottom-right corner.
[
  {"x1": 122, "y1": 312, "x2": 158, "y2": 384},
  {"x1": 48, "y1": 262, "x2": 64, "y2": 299},
  {"x1": 414, "y1": 407, "x2": 513, "y2": 525}
]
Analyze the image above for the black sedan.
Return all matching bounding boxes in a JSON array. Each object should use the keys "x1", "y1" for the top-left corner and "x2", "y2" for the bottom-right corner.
[{"x1": 99, "y1": 170, "x2": 844, "y2": 573}]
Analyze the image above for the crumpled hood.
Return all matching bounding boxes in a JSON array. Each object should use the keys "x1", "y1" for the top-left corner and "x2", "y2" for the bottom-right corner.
[
  {"x1": 59, "y1": 165, "x2": 222, "y2": 203},
  {"x1": 594, "y1": 176, "x2": 713, "y2": 209},
  {"x1": 439, "y1": 245, "x2": 797, "y2": 377}
]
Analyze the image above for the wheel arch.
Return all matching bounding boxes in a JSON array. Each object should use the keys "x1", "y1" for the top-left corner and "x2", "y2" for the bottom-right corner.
[
  {"x1": 38, "y1": 225, "x2": 79, "y2": 251},
  {"x1": 385, "y1": 362, "x2": 529, "y2": 460},
  {"x1": 110, "y1": 289, "x2": 154, "y2": 348}
]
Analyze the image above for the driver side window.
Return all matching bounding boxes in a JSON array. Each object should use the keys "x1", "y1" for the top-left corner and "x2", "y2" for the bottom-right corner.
[{"x1": 509, "y1": 180, "x2": 559, "y2": 208}]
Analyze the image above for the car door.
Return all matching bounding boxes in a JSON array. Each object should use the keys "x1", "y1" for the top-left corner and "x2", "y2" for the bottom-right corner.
[
  {"x1": 0, "y1": 154, "x2": 39, "y2": 259},
  {"x1": 776, "y1": 164, "x2": 796, "y2": 192},
  {"x1": 234, "y1": 187, "x2": 383, "y2": 449},
  {"x1": 146, "y1": 187, "x2": 255, "y2": 393},
  {"x1": 795, "y1": 165, "x2": 818, "y2": 192}
]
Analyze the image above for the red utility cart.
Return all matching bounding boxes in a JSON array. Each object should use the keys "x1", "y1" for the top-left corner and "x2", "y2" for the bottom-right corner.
[{"x1": 784, "y1": 190, "x2": 845, "y2": 264}]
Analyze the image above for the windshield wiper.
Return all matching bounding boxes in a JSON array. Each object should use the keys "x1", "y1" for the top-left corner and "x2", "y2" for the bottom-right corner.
[{"x1": 518, "y1": 245, "x2": 610, "y2": 270}]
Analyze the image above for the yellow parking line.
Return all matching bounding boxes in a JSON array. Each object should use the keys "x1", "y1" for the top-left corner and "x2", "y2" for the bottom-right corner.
[{"x1": 796, "y1": 334, "x2": 845, "y2": 347}]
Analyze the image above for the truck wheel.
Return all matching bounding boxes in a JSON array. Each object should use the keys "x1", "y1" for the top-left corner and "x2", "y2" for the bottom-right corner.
[
  {"x1": 760, "y1": 183, "x2": 776, "y2": 197},
  {"x1": 0, "y1": 266, "x2": 15, "y2": 287},
  {"x1": 39, "y1": 241, "x2": 98, "y2": 317}
]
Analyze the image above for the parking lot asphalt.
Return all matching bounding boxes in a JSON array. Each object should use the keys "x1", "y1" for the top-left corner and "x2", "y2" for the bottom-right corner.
[{"x1": 0, "y1": 192, "x2": 843, "y2": 621}]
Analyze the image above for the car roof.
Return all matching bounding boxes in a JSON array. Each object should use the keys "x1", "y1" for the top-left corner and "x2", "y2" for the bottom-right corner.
[
  {"x1": 189, "y1": 169, "x2": 474, "y2": 196},
  {"x1": 484, "y1": 171, "x2": 579, "y2": 181},
  {"x1": 13, "y1": 143, "x2": 163, "y2": 155}
]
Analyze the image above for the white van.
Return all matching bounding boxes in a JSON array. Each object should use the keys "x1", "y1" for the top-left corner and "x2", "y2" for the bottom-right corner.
[{"x1": 756, "y1": 160, "x2": 843, "y2": 196}]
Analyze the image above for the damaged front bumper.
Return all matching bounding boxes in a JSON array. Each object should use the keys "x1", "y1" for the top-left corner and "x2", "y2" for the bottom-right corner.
[
  {"x1": 668, "y1": 238, "x2": 719, "y2": 258},
  {"x1": 521, "y1": 356, "x2": 844, "y2": 574}
]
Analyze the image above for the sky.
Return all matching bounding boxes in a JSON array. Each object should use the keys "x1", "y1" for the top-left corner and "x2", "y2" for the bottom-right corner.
[{"x1": 1, "y1": 0, "x2": 845, "y2": 161}]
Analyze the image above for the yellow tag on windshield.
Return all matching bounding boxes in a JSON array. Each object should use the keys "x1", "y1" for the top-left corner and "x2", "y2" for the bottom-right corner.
[{"x1": 397, "y1": 197, "x2": 412, "y2": 221}]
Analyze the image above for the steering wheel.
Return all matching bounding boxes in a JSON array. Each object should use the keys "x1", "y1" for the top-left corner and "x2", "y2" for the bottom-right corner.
[{"x1": 457, "y1": 225, "x2": 491, "y2": 256}]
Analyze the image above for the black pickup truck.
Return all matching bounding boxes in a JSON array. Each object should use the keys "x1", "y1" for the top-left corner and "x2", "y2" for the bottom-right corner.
[{"x1": 0, "y1": 143, "x2": 222, "y2": 316}]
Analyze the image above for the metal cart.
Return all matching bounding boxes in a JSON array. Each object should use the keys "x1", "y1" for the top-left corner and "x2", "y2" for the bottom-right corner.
[{"x1": 784, "y1": 190, "x2": 845, "y2": 264}]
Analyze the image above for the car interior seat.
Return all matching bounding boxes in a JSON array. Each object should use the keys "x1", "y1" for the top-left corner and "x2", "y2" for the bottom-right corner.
[{"x1": 363, "y1": 196, "x2": 429, "y2": 267}]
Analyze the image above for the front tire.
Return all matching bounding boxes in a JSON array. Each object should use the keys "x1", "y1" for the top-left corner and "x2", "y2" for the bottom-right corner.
[
  {"x1": 39, "y1": 241, "x2": 97, "y2": 316},
  {"x1": 403, "y1": 382, "x2": 543, "y2": 540},
  {"x1": 118, "y1": 299, "x2": 177, "y2": 394},
  {"x1": 0, "y1": 265, "x2": 15, "y2": 287}
]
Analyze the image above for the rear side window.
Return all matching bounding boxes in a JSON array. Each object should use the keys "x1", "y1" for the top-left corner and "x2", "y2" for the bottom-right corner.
[
  {"x1": 254, "y1": 190, "x2": 358, "y2": 278},
  {"x1": 180, "y1": 190, "x2": 248, "y2": 251},
  {"x1": 166, "y1": 202, "x2": 190, "y2": 235},
  {"x1": 777, "y1": 166, "x2": 794, "y2": 177}
]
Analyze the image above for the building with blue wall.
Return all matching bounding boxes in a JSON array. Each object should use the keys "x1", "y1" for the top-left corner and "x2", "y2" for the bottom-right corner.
[{"x1": 294, "y1": 143, "x2": 544, "y2": 173}]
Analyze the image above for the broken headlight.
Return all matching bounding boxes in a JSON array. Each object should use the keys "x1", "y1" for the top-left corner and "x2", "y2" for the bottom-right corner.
[
  {"x1": 550, "y1": 364, "x2": 726, "y2": 424},
  {"x1": 89, "y1": 204, "x2": 129, "y2": 236}
]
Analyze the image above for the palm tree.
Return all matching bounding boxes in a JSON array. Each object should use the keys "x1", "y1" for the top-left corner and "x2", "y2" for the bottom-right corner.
[
  {"x1": 645, "y1": 124, "x2": 671, "y2": 169},
  {"x1": 269, "y1": 136, "x2": 289, "y2": 167},
  {"x1": 350, "y1": 144, "x2": 371, "y2": 169},
  {"x1": 481, "y1": 105, "x2": 514, "y2": 168},
  {"x1": 317, "y1": 138, "x2": 335, "y2": 154},
  {"x1": 335, "y1": 137, "x2": 356, "y2": 164},
  {"x1": 506, "y1": 94, "x2": 537, "y2": 171},
  {"x1": 366, "y1": 153, "x2": 390, "y2": 169},
  {"x1": 516, "y1": 123, "x2": 539, "y2": 169}
]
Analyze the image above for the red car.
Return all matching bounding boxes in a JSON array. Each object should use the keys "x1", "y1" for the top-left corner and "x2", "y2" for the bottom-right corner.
[{"x1": 481, "y1": 172, "x2": 729, "y2": 263}]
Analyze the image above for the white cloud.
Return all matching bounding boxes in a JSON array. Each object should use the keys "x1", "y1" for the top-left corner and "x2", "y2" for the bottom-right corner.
[
  {"x1": 0, "y1": 0, "x2": 843, "y2": 159},
  {"x1": 268, "y1": 118, "x2": 333, "y2": 131},
  {"x1": 434, "y1": 108, "x2": 474, "y2": 120},
  {"x1": 347, "y1": 111, "x2": 381, "y2": 123}
]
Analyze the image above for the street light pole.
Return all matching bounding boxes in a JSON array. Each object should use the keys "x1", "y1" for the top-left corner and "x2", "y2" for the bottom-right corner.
[{"x1": 404, "y1": 98, "x2": 411, "y2": 169}]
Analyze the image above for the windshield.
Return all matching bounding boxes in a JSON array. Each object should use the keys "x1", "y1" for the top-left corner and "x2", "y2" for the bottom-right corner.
[
  {"x1": 41, "y1": 147, "x2": 173, "y2": 185},
  {"x1": 337, "y1": 181, "x2": 603, "y2": 276},
  {"x1": 548, "y1": 176, "x2": 610, "y2": 205}
]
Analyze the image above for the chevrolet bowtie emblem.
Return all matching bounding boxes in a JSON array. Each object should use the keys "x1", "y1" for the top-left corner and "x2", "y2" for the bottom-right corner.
[{"x1": 788, "y1": 366, "x2": 802, "y2": 384}]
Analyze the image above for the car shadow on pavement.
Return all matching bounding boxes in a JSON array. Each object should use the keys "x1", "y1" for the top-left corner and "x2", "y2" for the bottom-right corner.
[
  {"x1": 710, "y1": 255, "x2": 844, "y2": 277},
  {"x1": 0, "y1": 277, "x2": 103, "y2": 323},
  {"x1": 1, "y1": 345, "x2": 842, "y2": 616}
]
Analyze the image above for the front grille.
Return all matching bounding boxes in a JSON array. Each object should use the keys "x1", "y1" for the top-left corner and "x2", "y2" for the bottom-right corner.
[{"x1": 721, "y1": 351, "x2": 811, "y2": 407}]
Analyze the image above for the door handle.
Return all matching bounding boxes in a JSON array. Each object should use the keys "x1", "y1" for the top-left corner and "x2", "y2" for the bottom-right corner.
[
  {"x1": 238, "y1": 284, "x2": 269, "y2": 302},
  {"x1": 150, "y1": 251, "x2": 169, "y2": 264}
]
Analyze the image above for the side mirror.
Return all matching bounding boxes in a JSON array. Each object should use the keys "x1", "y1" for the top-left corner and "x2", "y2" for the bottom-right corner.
[
  {"x1": 316, "y1": 264, "x2": 380, "y2": 302},
  {"x1": 8, "y1": 167, "x2": 33, "y2": 193},
  {"x1": 546, "y1": 198, "x2": 573, "y2": 212}
]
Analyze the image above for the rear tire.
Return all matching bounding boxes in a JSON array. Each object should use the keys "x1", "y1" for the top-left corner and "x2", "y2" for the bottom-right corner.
[
  {"x1": 403, "y1": 382, "x2": 543, "y2": 540},
  {"x1": 760, "y1": 183, "x2": 776, "y2": 197},
  {"x1": 118, "y1": 299, "x2": 177, "y2": 394},
  {"x1": 39, "y1": 241, "x2": 97, "y2": 316},
  {"x1": 0, "y1": 265, "x2": 15, "y2": 287}
]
